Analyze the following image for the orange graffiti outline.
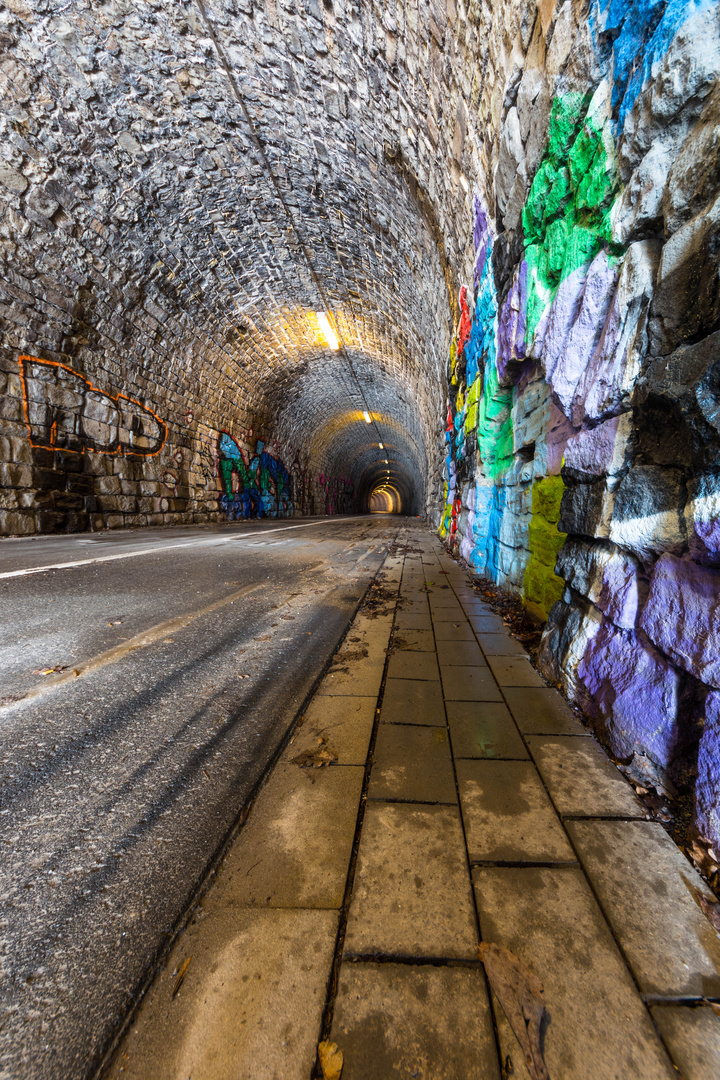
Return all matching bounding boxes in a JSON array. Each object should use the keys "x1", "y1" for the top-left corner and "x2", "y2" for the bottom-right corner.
[{"x1": 18, "y1": 355, "x2": 167, "y2": 457}]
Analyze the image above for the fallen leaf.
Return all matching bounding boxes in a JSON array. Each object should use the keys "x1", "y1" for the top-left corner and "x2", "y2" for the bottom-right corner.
[
  {"x1": 688, "y1": 882, "x2": 720, "y2": 935},
  {"x1": 33, "y1": 665, "x2": 68, "y2": 676},
  {"x1": 254, "y1": 635, "x2": 272, "y2": 642},
  {"x1": 163, "y1": 638, "x2": 174, "y2": 644},
  {"x1": 702, "y1": 998, "x2": 720, "y2": 1017},
  {"x1": 617, "y1": 752, "x2": 677, "y2": 798},
  {"x1": 172, "y1": 956, "x2": 191, "y2": 997},
  {"x1": 688, "y1": 838, "x2": 720, "y2": 878},
  {"x1": 479, "y1": 942, "x2": 548, "y2": 1080},
  {"x1": 291, "y1": 736, "x2": 338, "y2": 769},
  {"x1": 237, "y1": 673, "x2": 251, "y2": 679},
  {"x1": 317, "y1": 1040, "x2": 343, "y2": 1080},
  {"x1": 280, "y1": 615, "x2": 296, "y2": 620}
]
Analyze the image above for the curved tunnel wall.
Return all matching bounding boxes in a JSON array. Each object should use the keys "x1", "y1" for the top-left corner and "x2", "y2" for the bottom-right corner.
[{"x1": 0, "y1": 3, "x2": 719, "y2": 847}]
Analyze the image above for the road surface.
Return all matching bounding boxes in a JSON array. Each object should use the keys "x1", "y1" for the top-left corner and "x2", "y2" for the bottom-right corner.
[{"x1": 0, "y1": 515, "x2": 403, "y2": 1079}]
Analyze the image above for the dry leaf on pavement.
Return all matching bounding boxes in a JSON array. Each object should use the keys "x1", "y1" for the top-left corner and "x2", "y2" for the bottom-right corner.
[
  {"x1": 479, "y1": 942, "x2": 549, "y2": 1080},
  {"x1": 172, "y1": 956, "x2": 191, "y2": 997},
  {"x1": 291, "y1": 736, "x2": 338, "y2": 768},
  {"x1": 689, "y1": 883, "x2": 720, "y2": 934},
  {"x1": 318, "y1": 1040, "x2": 343, "y2": 1080}
]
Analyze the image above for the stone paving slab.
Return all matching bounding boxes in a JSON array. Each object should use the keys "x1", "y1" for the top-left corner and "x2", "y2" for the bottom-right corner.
[
  {"x1": 344, "y1": 803, "x2": 478, "y2": 959},
  {"x1": 432, "y1": 620, "x2": 476, "y2": 640},
  {"x1": 204, "y1": 763, "x2": 364, "y2": 910},
  {"x1": 476, "y1": 633, "x2": 528, "y2": 656},
  {"x1": 650, "y1": 1005, "x2": 720, "y2": 1080},
  {"x1": 462, "y1": 602, "x2": 494, "y2": 616},
  {"x1": 386, "y1": 649, "x2": 441, "y2": 681},
  {"x1": 502, "y1": 686, "x2": 588, "y2": 735},
  {"x1": 317, "y1": 659, "x2": 385, "y2": 697},
  {"x1": 528, "y1": 735, "x2": 643, "y2": 818},
  {"x1": 457, "y1": 760, "x2": 575, "y2": 863},
  {"x1": 107, "y1": 908, "x2": 338, "y2": 1080},
  {"x1": 330, "y1": 963, "x2": 500, "y2": 1080},
  {"x1": 380, "y1": 678, "x2": 446, "y2": 725},
  {"x1": 474, "y1": 867, "x2": 677, "y2": 1079},
  {"x1": 485, "y1": 656, "x2": 546, "y2": 686},
  {"x1": 395, "y1": 610, "x2": 433, "y2": 631},
  {"x1": 446, "y1": 701, "x2": 529, "y2": 759},
  {"x1": 567, "y1": 820, "x2": 720, "y2": 997},
  {"x1": 466, "y1": 613, "x2": 506, "y2": 633},
  {"x1": 435, "y1": 638, "x2": 487, "y2": 667},
  {"x1": 369, "y1": 724, "x2": 457, "y2": 804},
  {"x1": 282, "y1": 695, "x2": 376, "y2": 766},
  {"x1": 432, "y1": 608, "x2": 478, "y2": 623},
  {"x1": 441, "y1": 664, "x2": 503, "y2": 702},
  {"x1": 428, "y1": 594, "x2": 465, "y2": 609},
  {"x1": 393, "y1": 628, "x2": 436, "y2": 651}
]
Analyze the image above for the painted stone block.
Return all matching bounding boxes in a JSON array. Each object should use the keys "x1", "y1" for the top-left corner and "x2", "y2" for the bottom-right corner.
[
  {"x1": 608, "y1": 466, "x2": 686, "y2": 560},
  {"x1": 563, "y1": 412, "x2": 634, "y2": 481},
  {"x1": 559, "y1": 479, "x2": 611, "y2": 539},
  {"x1": 640, "y1": 553, "x2": 720, "y2": 687},
  {"x1": 576, "y1": 620, "x2": 685, "y2": 771},
  {"x1": 695, "y1": 690, "x2": 720, "y2": 852},
  {"x1": 685, "y1": 468, "x2": 720, "y2": 565},
  {"x1": 556, "y1": 538, "x2": 642, "y2": 630}
]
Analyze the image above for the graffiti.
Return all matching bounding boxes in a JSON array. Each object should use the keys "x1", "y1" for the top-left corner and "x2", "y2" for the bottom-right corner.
[
  {"x1": 318, "y1": 472, "x2": 355, "y2": 515},
  {"x1": 218, "y1": 431, "x2": 294, "y2": 519},
  {"x1": 19, "y1": 356, "x2": 166, "y2": 456}
]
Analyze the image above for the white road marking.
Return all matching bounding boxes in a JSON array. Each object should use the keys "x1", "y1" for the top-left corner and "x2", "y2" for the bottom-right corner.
[{"x1": 0, "y1": 518, "x2": 366, "y2": 581}]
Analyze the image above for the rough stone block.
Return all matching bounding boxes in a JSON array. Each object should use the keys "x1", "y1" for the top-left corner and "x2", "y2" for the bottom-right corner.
[{"x1": 640, "y1": 553, "x2": 720, "y2": 687}]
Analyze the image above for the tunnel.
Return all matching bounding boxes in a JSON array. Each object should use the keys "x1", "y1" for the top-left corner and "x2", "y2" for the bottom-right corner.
[{"x1": 1, "y1": 0, "x2": 720, "y2": 1075}]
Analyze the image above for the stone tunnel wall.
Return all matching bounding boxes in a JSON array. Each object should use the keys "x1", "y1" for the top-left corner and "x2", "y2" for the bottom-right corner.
[
  {"x1": 436, "y1": 0, "x2": 720, "y2": 855},
  {"x1": 0, "y1": 2, "x2": 719, "y2": 845}
]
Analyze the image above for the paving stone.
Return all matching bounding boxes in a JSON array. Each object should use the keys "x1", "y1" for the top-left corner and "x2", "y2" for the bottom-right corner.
[
  {"x1": 441, "y1": 665, "x2": 503, "y2": 702},
  {"x1": 204, "y1": 764, "x2": 363, "y2": 909},
  {"x1": 344, "y1": 803, "x2": 478, "y2": 959},
  {"x1": 368, "y1": 724, "x2": 457, "y2": 803},
  {"x1": 650, "y1": 1005, "x2": 720, "y2": 1080},
  {"x1": 502, "y1": 687, "x2": 588, "y2": 735},
  {"x1": 457, "y1": 760, "x2": 575, "y2": 863},
  {"x1": 387, "y1": 650, "x2": 440, "y2": 681},
  {"x1": 485, "y1": 656, "x2": 545, "y2": 686},
  {"x1": 466, "y1": 613, "x2": 506, "y2": 632},
  {"x1": 282, "y1": 695, "x2": 376, "y2": 766},
  {"x1": 567, "y1": 820, "x2": 720, "y2": 997},
  {"x1": 436, "y1": 638, "x2": 487, "y2": 667},
  {"x1": 432, "y1": 620, "x2": 476, "y2": 640},
  {"x1": 462, "y1": 602, "x2": 494, "y2": 616},
  {"x1": 428, "y1": 593, "x2": 465, "y2": 609},
  {"x1": 392, "y1": 628, "x2": 436, "y2": 652},
  {"x1": 317, "y1": 659, "x2": 385, "y2": 696},
  {"x1": 474, "y1": 867, "x2": 677, "y2": 1079},
  {"x1": 433, "y1": 608, "x2": 477, "y2": 623},
  {"x1": 476, "y1": 633, "x2": 528, "y2": 656},
  {"x1": 108, "y1": 908, "x2": 338, "y2": 1080},
  {"x1": 380, "y1": 678, "x2": 446, "y2": 726},
  {"x1": 446, "y1": 701, "x2": 529, "y2": 759},
  {"x1": 395, "y1": 610, "x2": 433, "y2": 631},
  {"x1": 330, "y1": 963, "x2": 501, "y2": 1080},
  {"x1": 527, "y1": 735, "x2": 643, "y2": 818}
]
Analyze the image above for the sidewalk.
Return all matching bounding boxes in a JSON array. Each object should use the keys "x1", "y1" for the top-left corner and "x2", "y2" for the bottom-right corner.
[{"x1": 106, "y1": 526, "x2": 720, "y2": 1080}]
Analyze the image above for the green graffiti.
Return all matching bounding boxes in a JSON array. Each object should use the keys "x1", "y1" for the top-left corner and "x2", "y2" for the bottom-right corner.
[
  {"x1": 522, "y1": 91, "x2": 622, "y2": 341},
  {"x1": 477, "y1": 359, "x2": 513, "y2": 481},
  {"x1": 523, "y1": 475, "x2": 567, "y2": 621}
]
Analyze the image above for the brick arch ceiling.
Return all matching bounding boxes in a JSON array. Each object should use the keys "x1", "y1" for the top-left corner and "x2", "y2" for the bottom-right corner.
[{"x1": 1, "y1": 0, "x2": 479, "y2": 517}]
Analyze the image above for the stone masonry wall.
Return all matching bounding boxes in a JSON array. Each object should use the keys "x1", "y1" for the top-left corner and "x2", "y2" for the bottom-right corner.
[
  {"x1": 436, "y1": 0, "x2": 720, "y2": 855},
  {"x1": 0, "y1": 3, "x2": 719, "y2": 847}
]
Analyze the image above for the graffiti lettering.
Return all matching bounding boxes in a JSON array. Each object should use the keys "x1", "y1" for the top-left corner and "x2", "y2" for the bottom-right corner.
[
  {"x1": 19, "y1": 356, "x2": 166, "y2": 457},
  {"x1": 218, "y1": 431, "x2": 294, "y2": 519}
]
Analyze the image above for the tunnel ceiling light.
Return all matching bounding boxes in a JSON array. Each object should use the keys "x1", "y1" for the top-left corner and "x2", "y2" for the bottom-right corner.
[
  {"x1": 378, "y1": 442, "x2": 384, "y2": 449},
  {"x1": 363, "y1": 410, "x2": 372, "y2": 423},
  {"x1": 384, "y1": 458, "x2": 389, "y2": 464},
  {"x1": 316, "y1": 311, "x2": 340, "y2": 351}
]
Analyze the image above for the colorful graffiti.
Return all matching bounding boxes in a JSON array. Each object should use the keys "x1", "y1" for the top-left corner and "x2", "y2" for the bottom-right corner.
[
  {"x1": 19, "y1": 356, "x2": 166, "y2": 457},
  {"x1": 218, "y1": 431, "x2": 293, "y2": 519},
  {"x1": 439, "y1": 0, "x2": 720, "y2": 846}
]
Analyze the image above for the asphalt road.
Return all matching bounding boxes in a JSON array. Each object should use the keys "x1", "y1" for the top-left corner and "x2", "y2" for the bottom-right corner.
[{"x1": 0, "y1": 515, "x2": 403, "y2": 1080}]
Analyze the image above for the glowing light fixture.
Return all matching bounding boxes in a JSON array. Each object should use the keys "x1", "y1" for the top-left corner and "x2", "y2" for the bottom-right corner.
[
  {"x1": 384, "y1": 458, "x2": 389, "y2": 464},
  {"x1": 316, "y1": 311, "x2": 339, "y2": 351},
  {"x1": 363, "y1": 410, "x2": 371, "y2": 423},
  {"x1": 378, "y1": 442, "x2": 384, "y2": 449}
]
